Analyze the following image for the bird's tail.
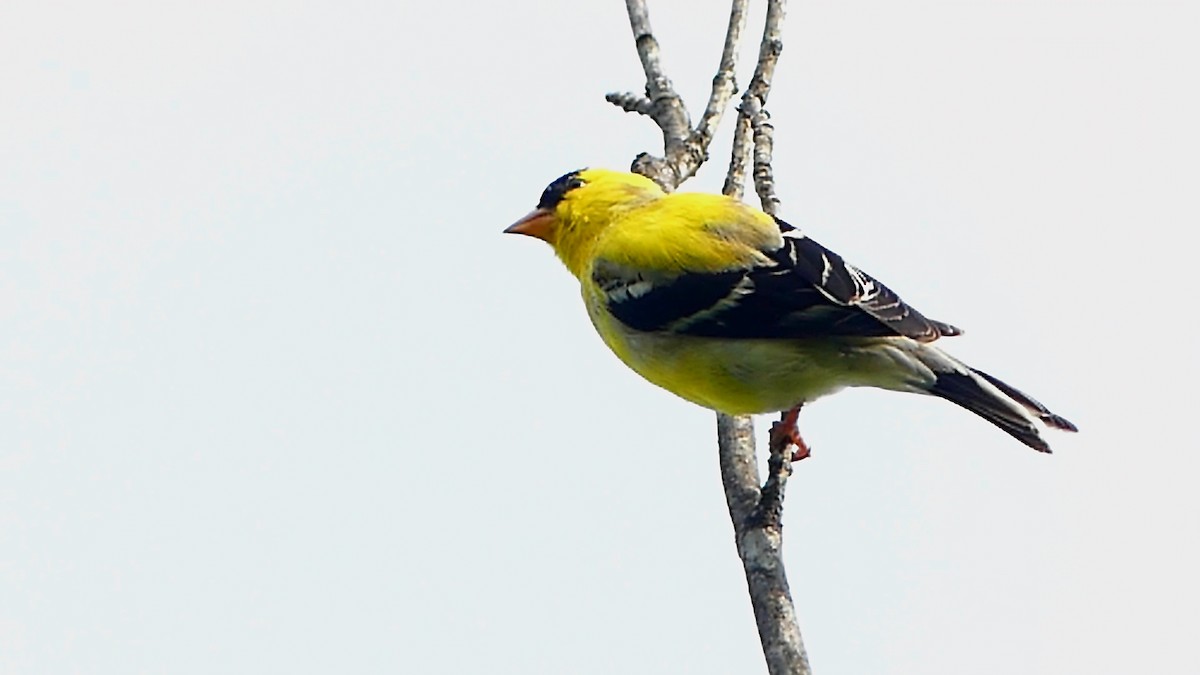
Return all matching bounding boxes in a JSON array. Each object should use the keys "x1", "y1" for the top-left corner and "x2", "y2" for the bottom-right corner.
[{"x1": 921, "y1": 358, "x2": 1077, "y2": 453}]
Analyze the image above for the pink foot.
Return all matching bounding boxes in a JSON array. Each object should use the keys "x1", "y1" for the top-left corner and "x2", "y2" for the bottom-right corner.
[{"x1": 769, "y1": 404, "x2": 812, "y2": 461}]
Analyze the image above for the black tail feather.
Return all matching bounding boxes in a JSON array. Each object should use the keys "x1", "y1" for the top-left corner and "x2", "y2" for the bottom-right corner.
[
  {"x1": 929, "y1": 371, "x2": 1054, "y2": 453},
  {"x1": 972, "y1": 369, "x2": 1078, "y2": 432}
]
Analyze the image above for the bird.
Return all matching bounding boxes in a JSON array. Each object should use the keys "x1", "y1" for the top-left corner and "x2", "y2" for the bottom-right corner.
[{"x1": 504, "y1": 168, "x2": 1076, "y2": 454}]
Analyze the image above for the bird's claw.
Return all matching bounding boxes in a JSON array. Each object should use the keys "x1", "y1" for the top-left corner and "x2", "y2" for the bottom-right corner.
[{"x1": 769, "y1": 405, "x2": 812, "y2": 462}]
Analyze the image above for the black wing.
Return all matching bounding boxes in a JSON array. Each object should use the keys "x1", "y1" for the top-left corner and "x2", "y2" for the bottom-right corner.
[{"x1": 595, "y1": 216, "x2": 961, "y2": 342}]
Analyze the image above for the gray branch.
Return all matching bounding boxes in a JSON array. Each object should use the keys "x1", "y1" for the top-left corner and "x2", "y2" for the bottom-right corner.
[
  {"x1": 691, "y1": 0, "x2": 751, "y2": 161},
  {"x1": 610, "y1": 0, "x2": 749, "y2": 191},
  {"x1": 751, "y1": 103, "x2": 781, "y2": 217},
  {"x1": 612, "y1": 1, "x2": 810, "y2": 674},
  {"x1": 723, "y1": 110, "x2": 754, "y2": 200},
  {"x1": 744, "y1": 0, "x2": 787, "y2": 109},
  {"x1": 605, "y1": 91, "x2": 657, "y2": 117}
]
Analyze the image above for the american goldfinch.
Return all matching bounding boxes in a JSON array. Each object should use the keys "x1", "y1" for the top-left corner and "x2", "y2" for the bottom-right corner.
[{"x1": 505, "y1": 168, "x2": 1076, "y2": 452}]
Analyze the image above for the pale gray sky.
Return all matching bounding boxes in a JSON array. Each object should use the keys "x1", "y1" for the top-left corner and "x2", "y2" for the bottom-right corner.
[{"x1": 3, "y1": 1, "x2": 1197, "y2": 673}]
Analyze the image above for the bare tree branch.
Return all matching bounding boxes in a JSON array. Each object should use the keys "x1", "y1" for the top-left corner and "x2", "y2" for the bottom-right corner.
[
  {"x1": 723, "y1": 111, "x2": 753, "y2": 199},
  {"x1": 609, "y1": 0, "x2": 750, "y2": 191},
  {"x1": 744, "y1": 0, "x2": 786, "y2": 216},
  {"x1": 744, "y1": 0, "x2": 788, "y2": 109},
  {"x1": 622, "y1": 0, "x2": 691, "y2": 141},
  {"x1": 716, "y1": 413, "x2": 760, "y2": 523},
  {"x1": 719, "y1": 4, "x2": 810, "y2": 671},
  {"x1": 751, "y1": 103, "x2": 781, "y2": 217},
  {"x1": 612, "y1": 1, "x2": 809, "y2": 673},
  {"x1": 691, "y1": 0, "x2": 751, "y2": 159},
  {"x1": 614, "y1": 0, "x2": 692, "y2": 189},
  {"x1": 727, "y1": 0, "x2": 786, "y2": 203},
  {"x1": 605, "y1": 91, "x2": 657, "y2": 117}
]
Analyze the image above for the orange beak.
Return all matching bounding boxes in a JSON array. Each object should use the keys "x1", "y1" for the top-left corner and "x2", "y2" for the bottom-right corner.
[{"x1": 504, "y1": 208, "x2": 555, "y2": 241}]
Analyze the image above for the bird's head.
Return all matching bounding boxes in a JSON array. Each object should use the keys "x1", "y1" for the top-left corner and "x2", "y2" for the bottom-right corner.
[{"x1": 505, "y1": 168, "x2": 664, "y2": 277}]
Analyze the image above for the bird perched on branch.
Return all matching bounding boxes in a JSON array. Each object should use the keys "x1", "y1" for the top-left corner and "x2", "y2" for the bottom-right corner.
[{"x1": 505, "y1": 168, "x2": 1076, "y2": 454}]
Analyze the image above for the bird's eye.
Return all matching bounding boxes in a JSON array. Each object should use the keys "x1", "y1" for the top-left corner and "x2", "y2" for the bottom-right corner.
[{"x1": 537, "y1": 169, "x2": 587, "y2": 210}]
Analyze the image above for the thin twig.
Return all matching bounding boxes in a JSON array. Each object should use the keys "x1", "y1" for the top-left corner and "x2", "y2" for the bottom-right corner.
[
  {"x1": 611, "y1": 0, "x2": 750, "y2": 189},
  {"x1": 724, "y1": 104, "x2": 753, "y2": 199},
  {"x1": 605, "y1": 91, "x2": 656, "y2": 117},
  {"x1": 751, "y1": 106, "x2": 781, "y2": 217},
  {"x1": 729, "y1": 0, "x2": 787, "y2": 207},
  {"x1": 690, "y1": 0, "x2": 752, "y2": 161},
  {"x1": 618, "y1": 0, "x2": 691, "y2": 188},
  {"x1": 743, "y1": 0, "x2": 788, "y2": 108},
  {"x1": 623, "y1": 0, "x2": 690, "y2": 142}
]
